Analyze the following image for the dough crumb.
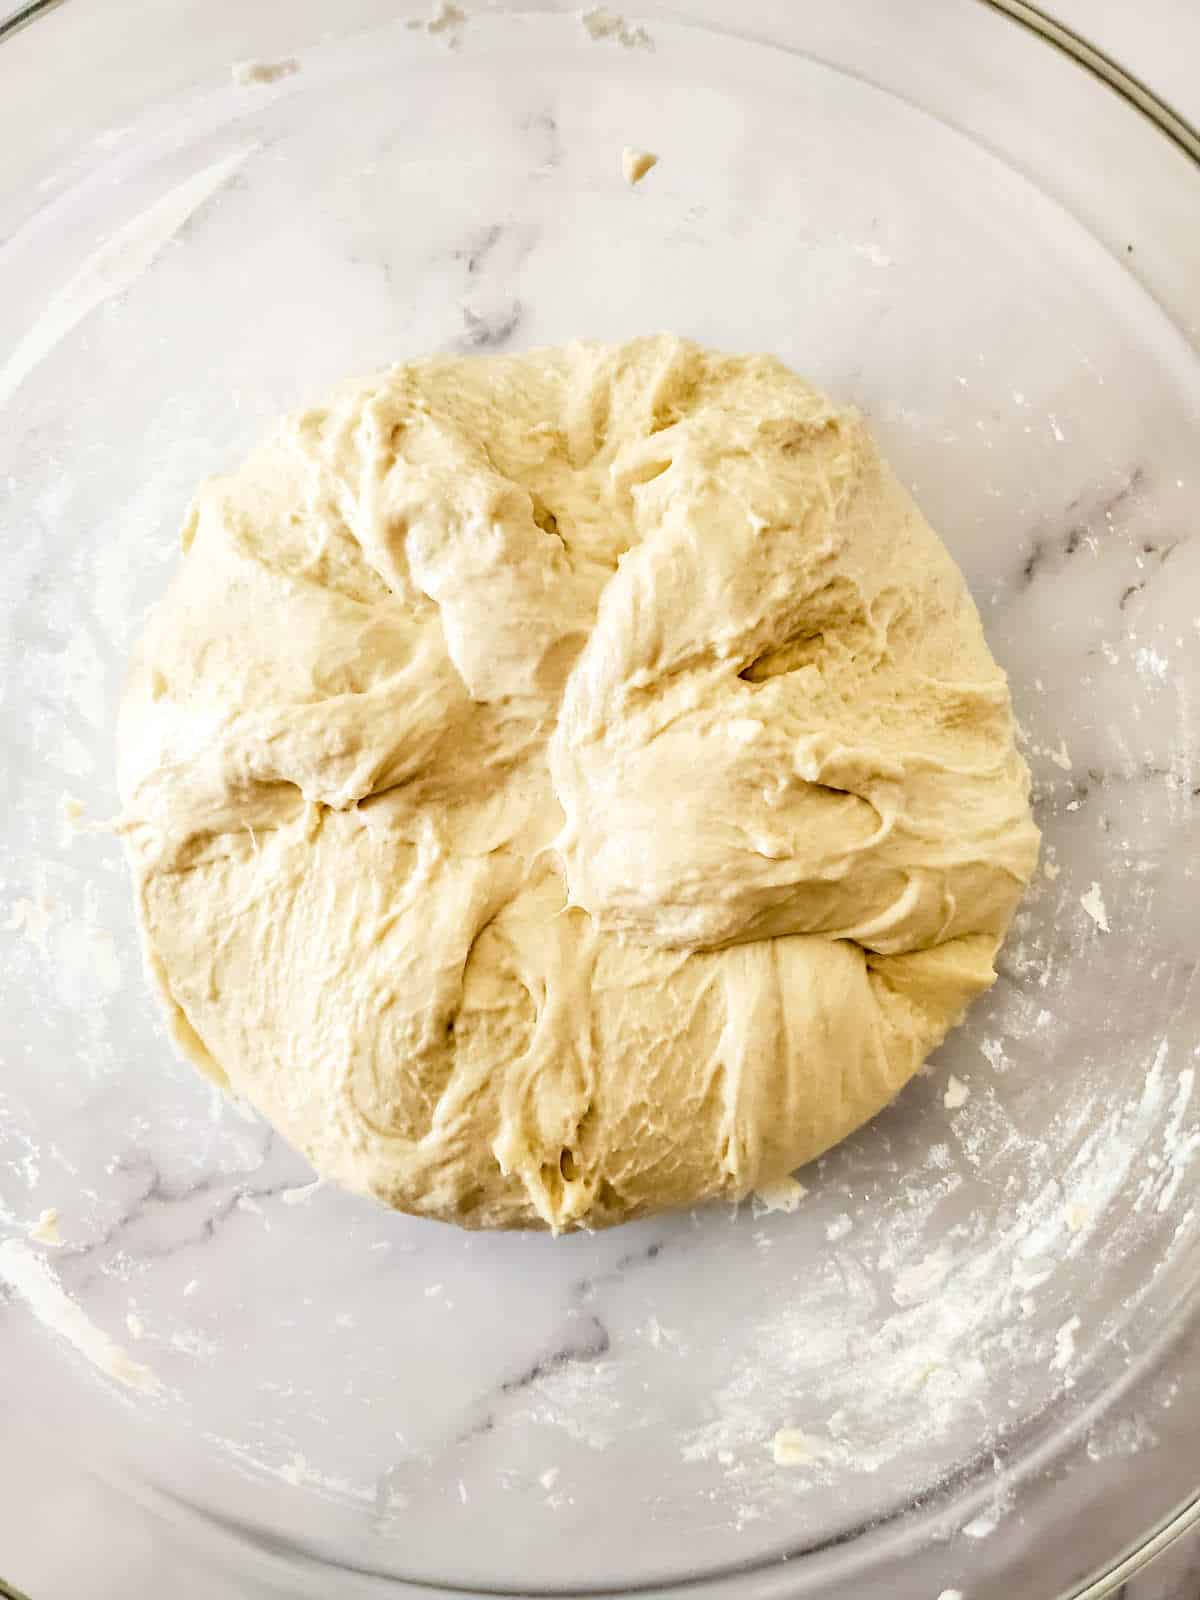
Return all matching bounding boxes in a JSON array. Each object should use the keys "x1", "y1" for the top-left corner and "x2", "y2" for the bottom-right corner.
[
  {"x1": 125, "y1": 1311, "x2": 145, "y2": 1340},
  {"x1": 1043, "y1": 860, "x2": 1060, "y2": 881},
  {"x1": 29, "y1": 1207, "x2": 62, "y2": 1247},
  {"x1": 1053, "y1": 1313, "x2": 1081, "y2": 1371},
  {"x1": 621, "y1": 147, "x2": 658, "y2": 186},
  {"x1": 408, "y1": 0, "x2": 468, "y2": 45},
  {"x1": 232, "y1": 58, "x2": 299, "y2": 86},
  {"x1": 1080, "y1": 881, "x2": 1110, "y2": 932},
  {"x1": 1065, "y1": 1201, "x2": 1090, "y2": 1233},
  {"x1": 753, "y1": 1176, "x2": 807, "y2": 1214},
  {"x1": 770, "y1": 1426, "x2": 814, "y2": 1465},
  {"x1": 580, "y1": 7, "x2": 653, "y2": 49},
  {"x1": 539, "y1": 1466, "x2": 559, "y2": 1490},
  {"x1": 943, "y1": 1074, "x2": 970, "y2": 1110}
]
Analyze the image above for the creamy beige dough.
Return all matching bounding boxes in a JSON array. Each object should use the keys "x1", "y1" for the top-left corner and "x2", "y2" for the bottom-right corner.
[{"x1": 118, "y1": 337, "x2": 1039, "y2": 1230}]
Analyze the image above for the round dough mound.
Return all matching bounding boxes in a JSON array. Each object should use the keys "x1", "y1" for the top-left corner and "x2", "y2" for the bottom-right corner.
[{"x1": 119, "y1": 337, "x2": 1039, "y2": 1230}]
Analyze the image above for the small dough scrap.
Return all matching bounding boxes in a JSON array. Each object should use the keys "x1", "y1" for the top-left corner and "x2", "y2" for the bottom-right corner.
[
  {"x1": 118, "y1": 336, "x2": 1039, "y2": 1230},
  {"x1": 231, "y1": 58, "x2": 299, "y2": 86},
  {"x1": 943, "y1": 1074, "x2": 970, "y2": 1110},
  {"x1": 622, "y1": 147, "x2": 658, "y2": 186},
  {"x1": 753, "y1": 1176, "x2": 807, "y2": 1214},
  {"x1": 771, "y1": 1427, "x2": 815, "y2": 1465},
  {"x1": 580, "y1": 7, "x2": 652, "y2": 48},
  {"x1": 29, "y1": 1208, "x2": 62, "y2": 1247}
]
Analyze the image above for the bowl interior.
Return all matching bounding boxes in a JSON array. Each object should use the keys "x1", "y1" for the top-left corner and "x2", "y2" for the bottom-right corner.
[{"x1": 2, "y1": 7, "x2": 1199, "y2": 1595}]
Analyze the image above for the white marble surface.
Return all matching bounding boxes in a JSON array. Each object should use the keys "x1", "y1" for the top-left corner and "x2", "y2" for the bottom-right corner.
[{"x1": 1, "y1": 3, "x2": 1199, "y2": 1599}]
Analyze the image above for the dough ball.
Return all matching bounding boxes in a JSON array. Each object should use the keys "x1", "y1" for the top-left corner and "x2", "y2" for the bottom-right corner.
[{"x1": 119, "y1": 337, "x2": 1039, "y2": 1230}]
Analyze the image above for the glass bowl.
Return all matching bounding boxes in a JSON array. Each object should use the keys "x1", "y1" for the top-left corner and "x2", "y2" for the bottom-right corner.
[{"x1": 2, "y1": 3, "x2": 1198, "y2": 1596}]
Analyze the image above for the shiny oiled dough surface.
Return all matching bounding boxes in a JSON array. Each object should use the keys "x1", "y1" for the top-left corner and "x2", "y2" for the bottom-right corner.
[{"x1": 117, "y1": 337, "x2": 1039, "y2": 1230}]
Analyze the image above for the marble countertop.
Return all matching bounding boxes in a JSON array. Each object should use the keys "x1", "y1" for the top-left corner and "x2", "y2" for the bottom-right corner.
[{"x1": 1, "y1": 3, "x2": 1199, "y2": 1598}]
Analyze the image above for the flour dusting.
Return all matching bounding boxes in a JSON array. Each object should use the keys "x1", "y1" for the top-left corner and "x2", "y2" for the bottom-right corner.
[
  {"x1": 0, "y1": 1240, "x2": 159, "y2": 1394},
  {"x1": 1080, "y1": 881, "x2": 1110, "y2": 932}
]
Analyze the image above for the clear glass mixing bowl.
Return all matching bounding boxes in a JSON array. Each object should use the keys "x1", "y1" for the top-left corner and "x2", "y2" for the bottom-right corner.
[{"x1": 1, "y1": 3, "x2": 1198, "y2": 1596}]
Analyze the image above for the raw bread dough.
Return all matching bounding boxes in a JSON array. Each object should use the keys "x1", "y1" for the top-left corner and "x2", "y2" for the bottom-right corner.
[
  {"x1": 621, "y1": 147, "x2": 658, "y2": 185},
  {"x1": 119, "y1": 336, "x2": 1039, "y2": 1230}
]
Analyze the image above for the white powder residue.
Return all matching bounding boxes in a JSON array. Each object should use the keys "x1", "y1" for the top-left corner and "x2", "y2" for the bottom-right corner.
[
  {"x1": 476, "y1": 1021, "x2": 1192, "y2": 1529},
  {"x1": 853, "y1": 241, "x2": 893, "y2": 268},
  {"x1": 1086, "y1": 1413, "x2": 1158, "y2": 1462},
  {"x1": 1134, "y1": 645, "x2": 1168, "y2": 681},
  {"x1": 1152, "y1": 1066, "x2": 1197, "y2": 1215},
  {"x1": 1080, "y1": 882, "x2": 1110, "y2": 932},
  {"x1": 29, "y1": 1207, "x2": 62, "y2": 1247},
  {"x1": 1043, "y1": 860, "x2": 1060, "y2": 881},
  {"x1": 978, "y1": 1036, "x2": 1006, "y2": 1072},
  {"x1": 280, "y1": 1177, "x2": 325, "y2": 1205},
  {"x1": 232, "y1": 57, "x2": 299, "y2": 85},
  {"x1": 752, "y1": 1176, "x2": 807, "y2": 1214},
  {"x1": 125, "y1": 1311, "x2": 145, "y2": 1340},
  {"x1": 579, "y1": 7, "x2": 653, "y2": 49},
  {"x1": 169, "y1": 1327, "x2": 220, "y2": 1360},
  {"x1": 662, "y1": 1032, "x2": 1196, "y2": 1503},
  {"x1": 643, "y1": 1313, "x2": 682, "y2": 1350},
  {"x1": 539, "y1": 1466, "x2": 559, "y2": 1490},
  {"x1": 207, "y1": 1435, "x2": 370, "y2": 1501},
  {"x1": 1049, "y1": 738, "x2": 1072, "y2": 771},
  {"x1": 0, "y1": 145, "x2": 256, "y2": 409},
  {"x1": 892, "y1": 1245, "x2": 954, "y2": 1307},
  {"x1": 0, "y1": 1240, "x2": 160, "y2": 1394},
  {"x1": 943, "y1": 1075, "x2": 970, "y2": 1111},
  {"x1": 5, "y1": 897, "x2": 54, "y2": 956}
]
